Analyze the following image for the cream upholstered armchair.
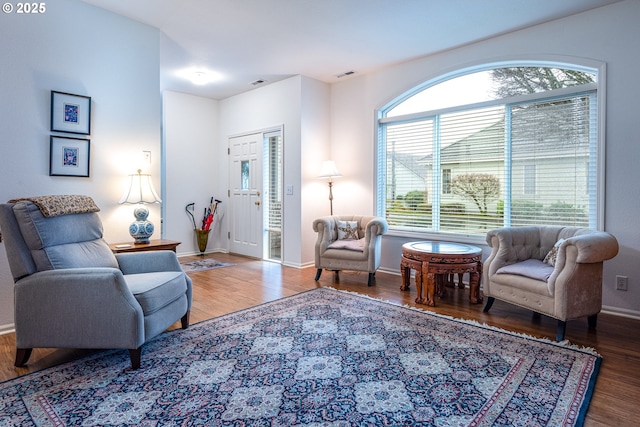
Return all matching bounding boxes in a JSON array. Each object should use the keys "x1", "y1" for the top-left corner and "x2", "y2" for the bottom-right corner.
[
  {"x1": 0, "y1": 196, "x2": 192, "y2": 369},
  {"x1": 313, "y1": 215, "x2": 388, "y2": 286},
  {"x1": 483, "y1": 226, "x2": 618, "y2": 341}
]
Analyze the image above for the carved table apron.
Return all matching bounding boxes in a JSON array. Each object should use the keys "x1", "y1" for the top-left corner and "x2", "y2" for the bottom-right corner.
[{"x1": 400, "y1": 241, "x2": 483, "y2": 307}]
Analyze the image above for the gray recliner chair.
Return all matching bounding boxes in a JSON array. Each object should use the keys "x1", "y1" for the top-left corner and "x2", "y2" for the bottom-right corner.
[
  {"x1": 0, "y1": 196, "x2": 192, "y2": 369},
  {"x1": 313, "y1": 215, "x2": 388, "y2": 286}
]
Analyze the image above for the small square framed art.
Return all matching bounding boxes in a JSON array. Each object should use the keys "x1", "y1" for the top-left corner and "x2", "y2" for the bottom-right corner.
[
  {"x1": 50, "y1": 91, "x2": 91, "y2": 134},
  {"x1": 49, "y1": 136, "x2": 90, "y2": 177}
]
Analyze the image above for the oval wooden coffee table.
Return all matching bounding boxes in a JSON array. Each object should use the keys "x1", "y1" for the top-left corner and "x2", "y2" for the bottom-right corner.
[{"x1": 400, "y1": 241, "x2": 483, "y2": 307}]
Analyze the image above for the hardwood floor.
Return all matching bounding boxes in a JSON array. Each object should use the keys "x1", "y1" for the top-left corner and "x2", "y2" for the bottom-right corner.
[{"x1": 0, "y1": 253, "x2": 638, "y2": 426}]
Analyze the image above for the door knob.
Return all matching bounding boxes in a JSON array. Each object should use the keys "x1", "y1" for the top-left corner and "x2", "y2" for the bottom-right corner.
[{"x1": 255, "y1": 201, "x2": 261, "y2": 206}]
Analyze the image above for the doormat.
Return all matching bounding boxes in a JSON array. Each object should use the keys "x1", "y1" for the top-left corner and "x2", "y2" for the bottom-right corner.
[{"x1": 180, "y1": 258, "x2": 235, "y2": 273}]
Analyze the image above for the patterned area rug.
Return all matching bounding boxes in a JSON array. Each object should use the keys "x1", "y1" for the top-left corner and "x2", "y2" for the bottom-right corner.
[
  {"x1": 0, "y1": 288, "x2": 600, "y2": 426},
  {"x1": 180, "y1": 258, "x2": 235, "y2": 273}
]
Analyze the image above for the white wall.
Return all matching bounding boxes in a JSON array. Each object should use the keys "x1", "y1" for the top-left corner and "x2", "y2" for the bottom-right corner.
[
  {"x1": 0, "y1": 0, "x2": 162, "y2": 329},
  {"x1": 220, "y1": 77, "x2": 299, "y2": 266},
  {"x1": 300, "y1": 77, "x2": 332, "y2": 265},
  {"x1": 162, "y1": 91, "x2": 220, "y2": 255},
  {"x1": 0, "y1": 1, "x2": 162, "y2": 243},
  {"x1": 329, "y1": 0, "x2": 640, "y2": 316}
]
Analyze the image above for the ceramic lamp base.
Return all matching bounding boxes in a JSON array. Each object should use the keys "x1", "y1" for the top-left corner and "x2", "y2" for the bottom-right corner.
[{"x1": 129, "y1": 205, "x2": 154, "y2": 244}]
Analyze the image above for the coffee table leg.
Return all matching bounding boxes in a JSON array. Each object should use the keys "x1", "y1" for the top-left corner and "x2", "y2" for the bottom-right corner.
[
  {"x1": 422, "y1": 263, "x2": 435, "y2": 307},
  {"x1": 426, "y1": 272, "x2": 436, "y2": 306},
  {"x1": 413, "y1": 267, "x2": 423, "y2": 303},
  {"x1": 469, "y1": 265, "x2": 483, "y2": 304},
  {"x1": 400, "y1": 258, "x2": 411, "y2": 291},
  {"x1": 436, "y1": 275, "x2": 447, "y2": 298}
]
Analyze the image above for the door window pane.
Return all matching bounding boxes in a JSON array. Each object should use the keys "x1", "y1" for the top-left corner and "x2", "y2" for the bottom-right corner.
[{"x1": 241, "y1": 160, "x2": 249, "y2": 190}]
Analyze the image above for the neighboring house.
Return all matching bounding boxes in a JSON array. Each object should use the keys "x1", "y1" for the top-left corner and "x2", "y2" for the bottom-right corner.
[
  {"x1": 392, "y1": 115, "x2": 591, "y2": 220},
  {"x1": 385, "y1": 151, "x2": 429, "y2": 200}
]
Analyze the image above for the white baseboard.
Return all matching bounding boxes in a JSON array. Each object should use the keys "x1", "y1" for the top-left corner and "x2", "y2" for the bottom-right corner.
[
  {"x1": 601, "y1": 305, "x2": 640, "y2": 320},
  {"x1": 0, "y1": 323, "x2": 15, "y2": 335},
  {"x1": 177, "y1": 248, "x2": 228, "y2": 258}
]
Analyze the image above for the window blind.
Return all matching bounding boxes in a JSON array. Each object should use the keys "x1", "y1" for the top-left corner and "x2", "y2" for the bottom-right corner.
[{"x1": 380, "y1": 88, "x2": 597, "y2": 235}]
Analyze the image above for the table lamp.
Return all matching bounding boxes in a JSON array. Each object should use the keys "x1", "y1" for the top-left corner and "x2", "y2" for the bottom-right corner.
[{"x1": 119, "y1": 169, "x2": 161, "y2": 243}]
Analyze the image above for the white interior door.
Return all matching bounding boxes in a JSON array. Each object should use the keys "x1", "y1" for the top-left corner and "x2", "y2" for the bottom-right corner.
[{"x1": 229, "y1": 133, "x2": 263, "y2": 258}]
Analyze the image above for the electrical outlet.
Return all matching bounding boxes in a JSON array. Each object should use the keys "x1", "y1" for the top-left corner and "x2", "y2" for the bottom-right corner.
[
  {"x1": 286, "y1": 185, "x2": 294, "y2": 195},
  {"x1": 615, "y1": 275, "x2": 628, "y2": 291}
]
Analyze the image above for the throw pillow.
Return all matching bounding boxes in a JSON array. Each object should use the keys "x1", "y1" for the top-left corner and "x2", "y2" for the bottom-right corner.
[
  {"x1": 337, "y1": 220, "x2": 359, "y2": 240},
  {"x1": 543, "y1": 238, "x2": 565, "y2": 267}
]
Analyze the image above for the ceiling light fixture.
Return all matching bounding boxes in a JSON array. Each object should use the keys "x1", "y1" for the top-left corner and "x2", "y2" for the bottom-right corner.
[
  {"x1": 177, "y1": 68, "x2": 223, "y2": 86},
  {"x1": 191, "y1": 72, "x2": 210, "y2": 85},
  {"x1": 250, "y1": 79, "x2": 266, "y2": 86}
]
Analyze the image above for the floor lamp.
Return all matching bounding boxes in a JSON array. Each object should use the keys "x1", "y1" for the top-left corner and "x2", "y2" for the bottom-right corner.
[{"x1": 318, "y1": 160, "x2": 341, "y2": 215}]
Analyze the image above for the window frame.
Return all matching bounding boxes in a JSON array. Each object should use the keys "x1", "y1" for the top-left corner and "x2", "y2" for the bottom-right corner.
[{"x1": 375, "y1": 60, "x2": 607, "y2": 242}]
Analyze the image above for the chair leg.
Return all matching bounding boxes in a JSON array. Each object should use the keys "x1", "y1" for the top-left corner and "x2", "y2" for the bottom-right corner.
[
  {"x1": 483, "y1": 297, "x2": 495, "y2": 313},
  {"x1": 181, "y1": 310, "x2": 190, "y2": 329},
  {"x1": 556, "y1": 320, "x2": 567, "y2": 341},
  {"x1": 367, "y1": 272, "x2": 375, "y2": 287},
  {"x1": 588, "y1": 314, "x2": 598, "y2": 329},
  {"x1": 15, "y1": 348, "x2": 32, "y2": 367},
  {"x1": 314, "y1": 269, "x2": 322, "y2": 281},
  {"x1": 129, "y1": 348, "x2": 141, "y2": 370}
]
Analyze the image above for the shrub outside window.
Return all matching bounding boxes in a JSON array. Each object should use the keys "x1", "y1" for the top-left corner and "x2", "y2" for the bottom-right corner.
[{"x1": 377, "y1": 65, "x2": 599, "y2": 237}]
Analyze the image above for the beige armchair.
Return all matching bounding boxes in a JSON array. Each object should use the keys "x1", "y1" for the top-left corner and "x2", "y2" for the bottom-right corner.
[
  {"x1": 483, "y1": 226, "x2": 618, "y2": 341},
  {"x1": 313, "y1": 215, "x2": 388, "y2": 286}
]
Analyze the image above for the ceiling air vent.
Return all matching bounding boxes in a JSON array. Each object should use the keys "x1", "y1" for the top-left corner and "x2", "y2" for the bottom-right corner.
[
  {"x1": 336, "y1": 71, "x2": 356, "y2": 78},
  {"x1": 251, "y1": 79, "x2": 266, "y2": 86}
]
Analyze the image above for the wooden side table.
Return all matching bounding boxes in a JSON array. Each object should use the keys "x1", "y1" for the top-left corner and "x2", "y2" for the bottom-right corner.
[
  {"x1": 401, "y1": 241, "x2": 483, "y2": 307},
  {"x1": 109, "y1": 239, "x2": 181, "y2": 253}
]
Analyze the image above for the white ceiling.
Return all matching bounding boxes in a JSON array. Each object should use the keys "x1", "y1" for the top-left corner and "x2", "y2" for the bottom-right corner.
[{"x1": 81, "y1": 0, "x2": 621, "y2": 100}]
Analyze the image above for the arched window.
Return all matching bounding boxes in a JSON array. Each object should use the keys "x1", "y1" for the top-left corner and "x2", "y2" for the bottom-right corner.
[{"x1": 376, "y1": 64, "x2": 600, "y2": 237}]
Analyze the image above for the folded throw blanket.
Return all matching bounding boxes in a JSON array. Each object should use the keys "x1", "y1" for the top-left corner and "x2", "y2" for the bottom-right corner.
[
  {"x1": 327, "y1": 238, "x2": 366, "y2": 252},
  {"x1": 8, "y1": 195, "x2": 100, "y2": 217}
]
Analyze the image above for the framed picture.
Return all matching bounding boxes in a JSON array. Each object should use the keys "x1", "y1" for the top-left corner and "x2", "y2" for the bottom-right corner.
[
  {"x1": 49, "y1": 136, "x2": 90, "y2": 177},
  {"x1": 50, "y1": 91, "x2": 91, "y2": 134}
]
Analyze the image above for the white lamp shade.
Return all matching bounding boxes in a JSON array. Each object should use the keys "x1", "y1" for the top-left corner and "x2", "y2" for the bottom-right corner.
[
  {"x1": 318, "y1": 160, "x2": 341, "y2": 179},
  {"x1": 119, "y1": 169, "x2": 161, "y2": 205}
]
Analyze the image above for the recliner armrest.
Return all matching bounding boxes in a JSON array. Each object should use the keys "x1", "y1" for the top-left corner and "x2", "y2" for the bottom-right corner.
[
  {"x1": 15, "y1": 267, "x2": 139, "y2": 306},
  {"x1": 13, "y1": 267, "x2": 146, "y2": 349},
  {"x1": 116, "y1": 250, "x2": 183, "y2": 274}
]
